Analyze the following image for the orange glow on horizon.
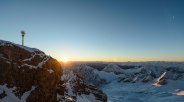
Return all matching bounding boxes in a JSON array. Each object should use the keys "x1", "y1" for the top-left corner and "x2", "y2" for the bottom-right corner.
[
  {"x1": 62, "y1": 57, "x2": 70, "y2": 63},
  {"x1": 55, "y1": 56, "x2": 184, "y2": 63},
  {"x1": 49, "y1": 50, "x2": 184, "y2": 63}
]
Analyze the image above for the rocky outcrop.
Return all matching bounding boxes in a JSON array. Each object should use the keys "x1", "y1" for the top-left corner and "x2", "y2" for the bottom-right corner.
[
  {"x1": 61, "y1": 74, "x2": 107, "y2": 102},
  {"x1": 0, "y1": 40, "x2": 107, "y2": 102},
  {"x1": 60, "y1": 66, "x2": 107, "y2": 102},
  {"x1": 0, "y1": 40, "x2": 63, "y2": 102}
]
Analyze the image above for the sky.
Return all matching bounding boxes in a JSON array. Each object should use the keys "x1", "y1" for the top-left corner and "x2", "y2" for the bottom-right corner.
[{"x1": 0, "y1": 0, "x2": 184, "y2": 62}]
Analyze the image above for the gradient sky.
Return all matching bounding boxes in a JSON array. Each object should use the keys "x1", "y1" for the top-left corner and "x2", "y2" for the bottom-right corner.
[{"x1": 0, "y1": 0, "x2": 184, "y2": 62}]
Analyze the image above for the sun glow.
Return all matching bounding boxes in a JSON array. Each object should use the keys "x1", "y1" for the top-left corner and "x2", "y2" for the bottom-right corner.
[{"x1": 62, "y1": 57, "x2": 69, "y2": 63}]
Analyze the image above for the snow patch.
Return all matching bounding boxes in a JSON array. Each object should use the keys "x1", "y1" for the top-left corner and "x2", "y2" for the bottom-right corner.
[
  {"x1": 0, "y1": 84, "x2": 35, "y2": 102},
  {"x1": 153, "y1": 72, "x2": 167, "y2": 87},
  {"x1": 176, "y1": 91, "x2": 184, "y2": 96},
  {"x1": 76, "y1": 94, "x2": 101, "y2": 102},
  {"x1": 65, "y1": 82, "x2": 74, "y2": 96},
  {"x1": 23, "y1": 54, "x2": 35, "y2": 62},
  {"x1": 0, "y1": 84, "x2": 36, "y2": 102},
  {"x1": 6, "y1": 61, "x2": 10, "y2": 63},
  {"x1": 20, "y1": 57, "x2": 50, "y2": 69},
  {"x1": 0, "y1": 85, "x2": 19, "y2": 102},
  {"x1": 37, "y1": 57, "x2": 50, "y2": 68},
  {"x1": 21, "y1": 64, "x2": 37, "y2": 69},
  {"x1": 0, "y1": 40, "x2": 40, "y2": 53},
  {"x1": 47, "y1": 69, "x2": 54, "y2": 74},
  {"x1": 94, "y1": 70, "x2": 117, "y2": 82},
  {"x1": 20, "y1": 86, "x2": 36, "y2": 102}
]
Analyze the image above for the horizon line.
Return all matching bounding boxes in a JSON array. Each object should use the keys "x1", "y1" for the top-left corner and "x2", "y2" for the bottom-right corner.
[{"x1": 59, "y1": 60, "x2": 184, "y2": 63}]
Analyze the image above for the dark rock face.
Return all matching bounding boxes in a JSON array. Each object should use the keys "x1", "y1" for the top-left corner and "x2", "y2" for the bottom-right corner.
[{"x1": 0, "y1": 40, "x2": 63, "y2": 102}]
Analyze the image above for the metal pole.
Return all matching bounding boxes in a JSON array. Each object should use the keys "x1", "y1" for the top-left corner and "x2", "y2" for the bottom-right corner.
[
  {"x1": 21, "y1": 31, "x2": 25, "y2": 47},
  {"x1": 22, "y1": 36, "x2": 24, "y2": 46}
]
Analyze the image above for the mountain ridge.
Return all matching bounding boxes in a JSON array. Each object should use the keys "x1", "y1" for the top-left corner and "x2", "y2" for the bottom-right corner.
[{"x1": 0, "y1": 39, "x2": 107, "y2": 102}]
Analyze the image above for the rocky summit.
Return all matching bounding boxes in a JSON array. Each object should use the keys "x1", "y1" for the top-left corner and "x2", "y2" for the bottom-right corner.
[{"x1": 0, "y1": 40, "x2": 107, "y2": 102}]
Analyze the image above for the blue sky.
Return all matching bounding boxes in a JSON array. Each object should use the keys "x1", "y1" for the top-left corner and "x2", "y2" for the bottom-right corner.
[{"x1": 0, "y1": 0, "x2": 184, "y2": 61}]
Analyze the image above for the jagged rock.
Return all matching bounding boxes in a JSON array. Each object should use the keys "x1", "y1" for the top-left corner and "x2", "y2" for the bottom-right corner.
[
  {"x1": 60, "y1": 69, "x2": 107, "y2": 102},
  {"x1": 73, "y1": 74, "x2": 107, "y2": 102},
  {"x1": 154, "y1": 72, "x2": 167, "y2": 86},
  {"x1": 0, "y1": 40, "x2": 107, "y2": 102},
  {"x1": 0, "y1": 40, "x2": 63, "y2": 102}
]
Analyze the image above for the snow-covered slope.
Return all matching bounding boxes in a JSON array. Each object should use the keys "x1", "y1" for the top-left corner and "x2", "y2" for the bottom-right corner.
[
  {"x1": 0, "y1": 40, "x2": 41, "y2": 53},
  {"x1": 63, "y1": 62, "x2": 184, "y2": 102},
  {"x1": 103, "y1": 62, "x2": 184, "y2": 102},
  {"x1": 102, "y1": 79, "x2": 184, "y2": 102},
  {"x1": 60, "y1": 64, "x2": 107, "y2": 102},
  {"x1": 102, "y1": 64, "x2": 123, "y2": 74},
  {"x1": 70, "y1": 64, "x2": 117, "y2": 86},
  {"x1": 0, "y1": 85, "x2": 36, "y2": 102}
]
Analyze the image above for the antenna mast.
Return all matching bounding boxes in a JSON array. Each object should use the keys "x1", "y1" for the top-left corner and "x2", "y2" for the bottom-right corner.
[{"x1": 21, "y1": 31, "x2": 25, "y2": 47}]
